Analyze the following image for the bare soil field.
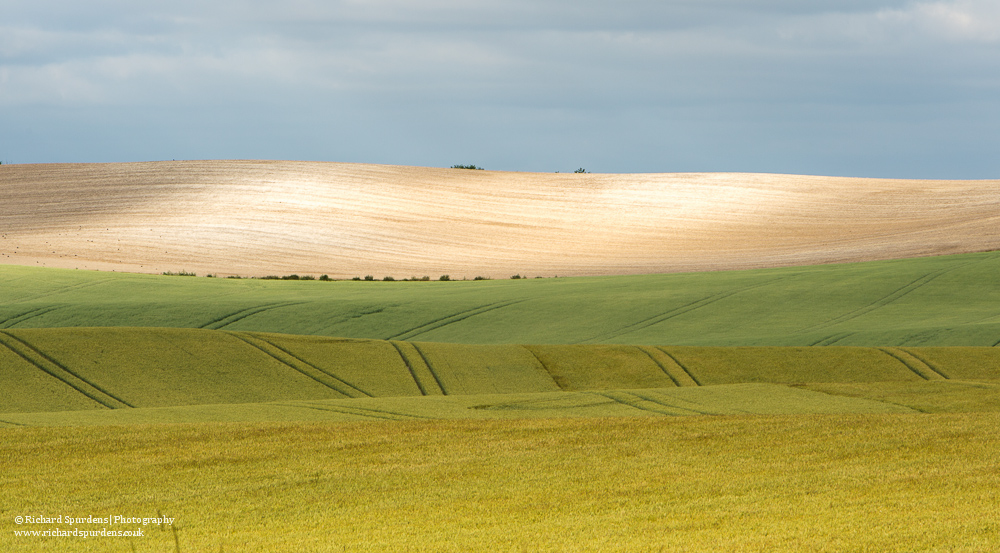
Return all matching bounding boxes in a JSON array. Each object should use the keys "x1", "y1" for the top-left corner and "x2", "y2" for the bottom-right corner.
[{"x1": 1, "y1": 160, "x2": 997, "y2": 277}]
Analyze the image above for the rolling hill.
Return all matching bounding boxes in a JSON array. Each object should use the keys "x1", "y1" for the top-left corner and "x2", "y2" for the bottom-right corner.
[{"x1": 2, "y1": 160, "x2": 998, "y2": 278}]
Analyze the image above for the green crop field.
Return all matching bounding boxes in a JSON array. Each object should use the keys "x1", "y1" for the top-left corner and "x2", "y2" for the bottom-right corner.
[
  {"x1": 2, "y1": 327, "x2": 999, "y2": 425},
  {"x1": 4, "y1": 252, "x2": 1000, "y2": 551},
  {"x1": 2, "y1": 250, "x2": 1000, "y2": 346}
]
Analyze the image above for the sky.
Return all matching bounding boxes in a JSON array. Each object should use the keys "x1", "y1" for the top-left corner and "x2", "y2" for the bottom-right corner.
[{"x1": 1, "y1": 0, "x2": 999, "y2": 178}]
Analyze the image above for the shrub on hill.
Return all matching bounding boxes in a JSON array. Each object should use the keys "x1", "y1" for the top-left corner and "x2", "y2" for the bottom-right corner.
[
  {"x1": 451, "y1": 164, "x2": 484, "y2": 170},
  {"x1": 253, "y1": 274, "x2": 319, "y2": 280}
]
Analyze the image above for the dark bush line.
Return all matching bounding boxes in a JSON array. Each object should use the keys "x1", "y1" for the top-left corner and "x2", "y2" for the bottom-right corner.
[
  {"x1": 258, "y1": 274, "x2": 317, "y2": 280},
  {"x1": 164, "y1": 271, "x2": 547, "y2": 281}
]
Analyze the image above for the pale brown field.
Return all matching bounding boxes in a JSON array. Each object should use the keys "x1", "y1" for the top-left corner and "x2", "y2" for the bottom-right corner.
[{"x1": 2, "y1": 160, "x2": 998, "y2": 277}]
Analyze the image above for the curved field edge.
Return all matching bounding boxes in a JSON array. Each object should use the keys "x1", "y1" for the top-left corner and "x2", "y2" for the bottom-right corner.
[
  {"x1": 2, "y1": 250, "x2": 1000, "y2": 346},
  {"x1": 1, "y1": 327, "x2": 998, "y2": 420},
  {"x1": 2, "y1": 414, "x2": 998, "y2": 552}
]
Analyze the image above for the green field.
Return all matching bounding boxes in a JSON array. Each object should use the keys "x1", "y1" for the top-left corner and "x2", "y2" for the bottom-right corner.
[
  {"x1": 2, "y1": 327, "x2": 998, "y2": 425},
  {"x1": 4, "y1": 253, "x2": 1000, "y2": 551},
  {"x1": 2, "y1": 250, "x2": 1000, "y2": 346}
]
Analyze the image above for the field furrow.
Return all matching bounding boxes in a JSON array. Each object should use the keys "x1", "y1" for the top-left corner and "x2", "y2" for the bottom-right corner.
[
  {"x1": 0, "y1": 331, "x2": 133, "y2": 409},
  {"x1": 226, "y1": 333, "x2": 358, "y2": 398},
  {"x1": 410, "y1": 343, "x2": 449, "y2": 395},
  {"x1": 297, "y1": 401, "x2": 436, "y2": 421},
  {"x1": 389, "y1": 300, "x2": 525, "y2": 341},
  {"x1": 275, "y1": 402, "x2": 410, "y2": 421},
  {"x1": 655, "y1": 347, "x2": 703, "y2": 386},
  {"x1": 585, "y1": 278, "x2": 785, "y2": 343},
  {"x1": 248, "y1": 334, "x2": 372, "y2": 397},
  {"x1": 330, "y1": 405, "x2": 436, "y2": 421},
  {"x1": 877, "y1": 347, "x2": 945, "y2": 381},
  {"x1": 898, "y1": 348, "x2": 950, "y2": 379},
  {"x1": 0, "y1": 306, "x2": 61, "y2": 329},
  {"x1": 521, "y1": 346, "x2": 575, "y2": 391},
  {"x1": 390, "y1": 341, "x2": 429, "y2": 395},
  {"x1": 596, "y1": 391, "x2": 688, "y2": 416},
  {"x1": 391, "y1": 341, "x2": 446, "y2": 396},
  {"x1": 7, "y1": 278, "x2": 111, "y2": 304},
  {"x1": 798, "y1": 260, "x2": 977, "y2": 335},
  {"x1": 634, "y1": 346, "x2": 682, "y2": 386},
  {"x1": 386, "y1": 303, "x2": 498, "y2": 340},
  {"x1": 581, "y1": 290, "x2": 738, "y2": 344},
  {"x1": 200, "y1": 302, "x2": 305, "y2": 330},
  {"x1": 404, "y1": 300, "x2": 526, "y2": 340},
  {"x1": 627, "y1": 391, "x2": 712, "y2": 415}
]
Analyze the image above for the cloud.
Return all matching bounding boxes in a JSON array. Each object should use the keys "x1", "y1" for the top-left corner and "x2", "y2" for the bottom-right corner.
[
  {"x1": 878, "y1": 1, "x2": 1000, "y2": 43},
  {"x1": 0, "y1": 1, "x2": 998, "y2": 176},
  {"x1": 3, "y1": 0, "x2": 993, "y2": 106}
]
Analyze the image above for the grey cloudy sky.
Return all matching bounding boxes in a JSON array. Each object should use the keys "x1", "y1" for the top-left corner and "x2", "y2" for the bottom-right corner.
[{"x1": 2, "y1": 0, "x2": 998, "y2": 177}]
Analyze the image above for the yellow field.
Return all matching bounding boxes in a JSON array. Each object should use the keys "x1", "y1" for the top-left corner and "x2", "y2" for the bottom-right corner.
[{"x1": 3, "y1": 414, "x2": 998, "y2": 552}]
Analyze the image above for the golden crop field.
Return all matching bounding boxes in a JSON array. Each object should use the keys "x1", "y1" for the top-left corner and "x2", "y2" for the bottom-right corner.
[{"x1": 3, "y1": 415, "x2": 998, "y2": 552}]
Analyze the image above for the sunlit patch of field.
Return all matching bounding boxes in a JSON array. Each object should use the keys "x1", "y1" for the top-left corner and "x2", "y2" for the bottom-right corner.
[{"x1": 3, "y1": 161, "x2": 999, "y2": 278}]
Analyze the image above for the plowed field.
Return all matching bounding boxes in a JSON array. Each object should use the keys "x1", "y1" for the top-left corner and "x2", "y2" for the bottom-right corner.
[{"x1": 3, "y1": 160, "x2": 998, "y2": 277}]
